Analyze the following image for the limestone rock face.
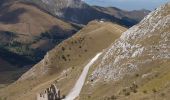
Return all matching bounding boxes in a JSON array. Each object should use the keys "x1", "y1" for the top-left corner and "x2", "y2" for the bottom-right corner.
[{"x1": 90, "y1": 3, "x2": 170, "y2": 82}]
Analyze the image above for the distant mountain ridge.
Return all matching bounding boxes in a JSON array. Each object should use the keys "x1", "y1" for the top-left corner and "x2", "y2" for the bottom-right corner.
[
  {"x1": 21, "y1": 0, "x2": 149, "y2": 27},
  {"x1": 0, "y1": 0, "x2": 150, "y2": 27},
  {"x1": 93, "y1": 6, "x2": 150, "y2": 22}
]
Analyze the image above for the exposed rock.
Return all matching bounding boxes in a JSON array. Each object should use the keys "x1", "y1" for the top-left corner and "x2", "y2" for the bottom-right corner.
[
  {"x1": 90, "y1": 2, "x2": 170, "y2": 82},
  {"x1": 37, "y1": 84, "x2": 61, "y2": 100}
]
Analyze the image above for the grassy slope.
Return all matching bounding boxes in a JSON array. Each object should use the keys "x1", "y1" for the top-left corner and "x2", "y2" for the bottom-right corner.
[
  {"x1": 0, "y1": 1, "x2": 79, "y2": 88},
  {"x1": 0, "y1": 1, "x2": 78, "y2": 62},
  {"x1": 0, "y1": 21, "x2": 126, "y2": 100},
  {"x1": 79, "y1": 59, "x2": 170, "y2": 100}
]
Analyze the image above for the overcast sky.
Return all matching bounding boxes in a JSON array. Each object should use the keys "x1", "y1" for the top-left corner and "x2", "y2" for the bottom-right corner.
[{"x1": 84, "y1": 0, "x2": 170, "y2": 11}]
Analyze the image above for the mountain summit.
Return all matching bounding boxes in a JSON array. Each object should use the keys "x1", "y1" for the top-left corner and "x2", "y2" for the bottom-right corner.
[{"x1": 24, "y1": 0, "x2": 84, "y2": 17}]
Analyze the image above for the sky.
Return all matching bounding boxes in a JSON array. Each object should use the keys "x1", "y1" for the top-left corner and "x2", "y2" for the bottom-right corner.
[{"x1": 84, "y1": 0, "x2": 170, "y2": 11}]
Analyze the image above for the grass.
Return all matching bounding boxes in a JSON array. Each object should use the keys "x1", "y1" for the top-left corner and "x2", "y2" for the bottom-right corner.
[
  {"x1": 0, "y1": 21, "x2": 126, "y2": 100},
  {"x1": 139, "y1": 61, "x2": 170, "y2": 93}
]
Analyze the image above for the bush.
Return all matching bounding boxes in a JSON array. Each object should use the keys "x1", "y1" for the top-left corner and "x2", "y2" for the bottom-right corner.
[
  {"x1": 152, "y1": 88, "x2": 157, "y2": 93},
  {"x1": 133, "y1": 89, "x2": 138, "y2": 93},
  {"x1": 79, "y1": 55, "x2": 81, "y2": 57},
  {"x1": 67, "y1": 54, "x2": 70, "y2": 57},
  {"x1": 161, "y1": 93, "x2": 165, "y2": 97},
  {"x1": 111, "y1": 95, "x2": 117, "y2": 100},
  {"x1": 62, "y1": 47, "x2": 65, "y2": 51},
  {"x1": 135, "y1": 74, "x2": 139, "y2": 77},
  {"x1": 129, "y1": 83, "x2": 138, "y2": 93},
  {"x1": 122, "y1": 89, "x2": 126, "y2": 92},
  {"x1": 122, "y1": 88, "x2": 130, "y2": 96},
  {"x1": 125, "y1": 92, "x2": 130, "y2": 96},
  {"x1": 143, "y1": 90, "x2": 147, "y2": 94},
  {"x1": 40, "y1": 32, "x2": 51, "y2": 38},
  {"x1": 62, "y1": 55, "x2": 67, "y2": 61}
]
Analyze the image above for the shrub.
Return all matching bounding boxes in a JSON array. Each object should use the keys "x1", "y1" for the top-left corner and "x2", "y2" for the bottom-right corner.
[
  {"x1": 135, "y1": 74, "x2": 139, "y2": 77},
  {"x1": 152, "y1": 88, "x2": 157, "y2": 93},
  {"x1": 62, "y1": 55, "x2": 67, "y2": 61},
  {"x1": 122, "y1": 88, "x2": 130, "y2": 96},
  {"x1": 130, "y1": 83, "x2": 138, "y2": 93},
  {"x1": 62, "y1": 47, "x2": 65, "y2": 51},
  {"x1": 79, "y1": 55, "x2": 81, "y2": 57},
  {"x1": 161, "y1": 93, "x2": 165, "y2": 97},
  {"x1": 125, "y1": 92, "x2": 130, "y2": 96},
  {"x1": 143, "y1": 90, "x2": 147, "y2": 94},
  {"x1": 40, "y1": 32, "x2": 51, "y2": 38},
  {"x1": 122, "y1": 89, "x2": 126, "y2": 92},
  {"x1": 67, "y1": 54, "x2": 70, "y2": 57},
  {"x1": 133, "y1": 89, "x2": 138, "y2": 93},
  {"x1": 111, "y1": 95, "x2": 117, "y2": 100}
]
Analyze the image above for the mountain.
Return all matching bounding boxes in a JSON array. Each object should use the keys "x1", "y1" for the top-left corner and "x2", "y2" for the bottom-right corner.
[
  {"x1": 93, "y1": 6, "x2": 150, "y2": 22},
  {"x1": 0, "y1": 0, "x2": 80, "y2": 88},
  {"x1": 0, "y1": 21, "x2": 127, "y2": 100},
  {"x1": 0, "y1": 0, "x2": 80, "y2": 63},
  {"x1": 78, "y1": 2, "x2": 170, "y2": 100},
  {"x1": 21, "y1": 0, "x2": 144, "y2": 27}
]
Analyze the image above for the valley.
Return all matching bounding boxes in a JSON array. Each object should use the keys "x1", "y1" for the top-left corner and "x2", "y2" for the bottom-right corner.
[{"x1": 0, "y1": 0, "x2": 169, "y2": 100}]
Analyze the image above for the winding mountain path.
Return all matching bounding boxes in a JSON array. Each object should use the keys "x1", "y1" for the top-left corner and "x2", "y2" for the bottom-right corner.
[{"x1": 63, "y1": 52, "x2": 102, "y2": 100}]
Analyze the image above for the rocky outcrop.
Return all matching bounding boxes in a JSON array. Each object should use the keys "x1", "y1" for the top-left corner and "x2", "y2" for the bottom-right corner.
[
  {"x1": 90, "y1": 2, "x2": 170, "y2": 82},
  {"x1": 37, "y1": 84, "x2": 61, "y2": 100}
]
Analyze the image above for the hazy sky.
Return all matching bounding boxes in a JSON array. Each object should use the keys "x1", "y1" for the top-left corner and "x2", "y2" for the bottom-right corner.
[{"x1": 84, "y1": 0, "x2": 170, "y2": 10}]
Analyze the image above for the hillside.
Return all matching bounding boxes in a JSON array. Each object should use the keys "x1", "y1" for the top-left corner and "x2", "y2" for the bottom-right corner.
[
  {"x1": 0, "y1": 21, "x2": 127, "y2": 100},
  {"x1": 21, "y1": 0, "x2": 142, "y2": 27},
  {"x1": 78, "y1": 2, "x2": 170, "y2": 100},
  {"x1": 0, "y1": 0, "x2": 79, "y2": 88},
  {"x1": 0, "y1": 0, "x2": 78, "y2": 61},
  {"x1": 0, "y1": 47, "x2": 33, "y2": 88}
]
